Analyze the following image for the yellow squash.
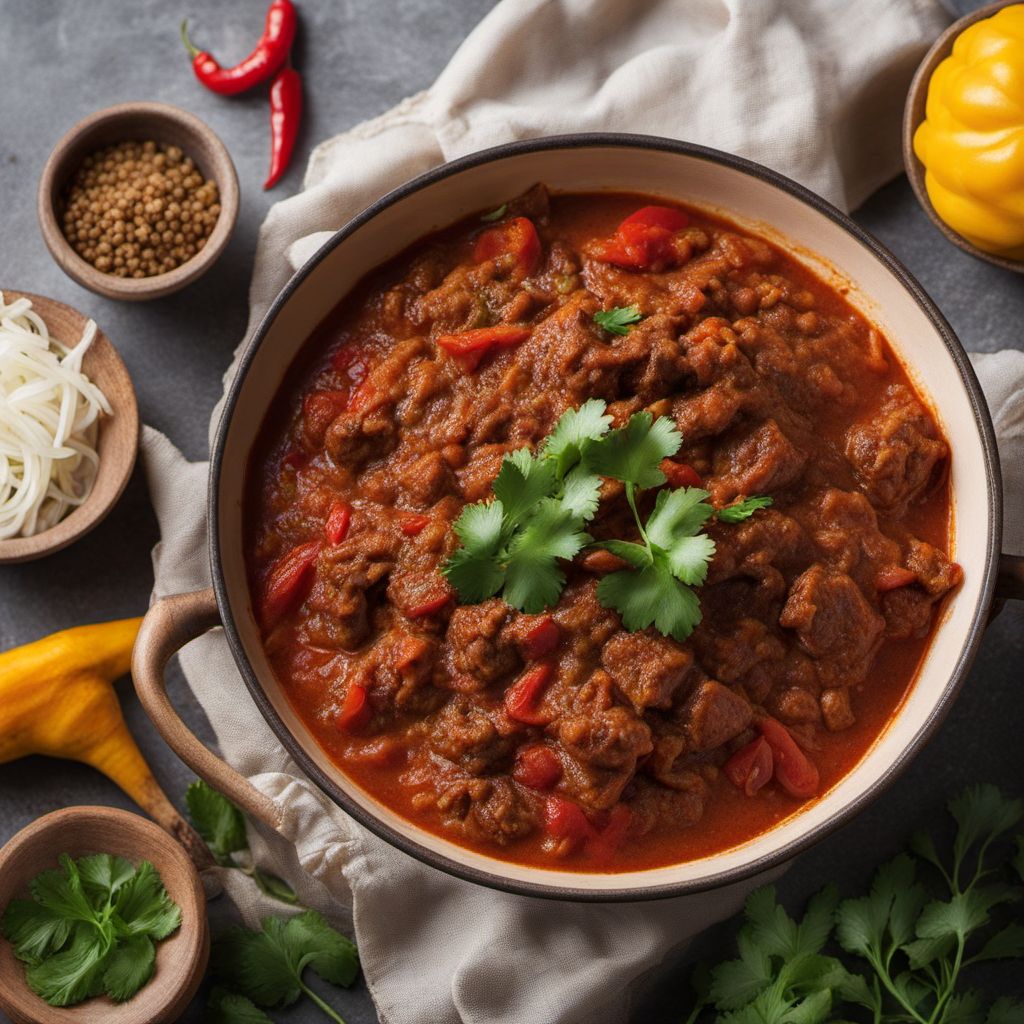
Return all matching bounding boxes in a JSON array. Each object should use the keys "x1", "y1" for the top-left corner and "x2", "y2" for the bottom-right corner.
[
  {"x1": 0, "y1": 618, "x2": 185, "y2": 838},
  {"x1": 914, "y1": 4, "x2": 1024, "y2": 259}
]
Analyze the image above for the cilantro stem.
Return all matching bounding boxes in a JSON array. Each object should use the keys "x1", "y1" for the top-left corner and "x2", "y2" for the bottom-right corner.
[
  {"x1": 298, "y1": 979, "x2": 348, "y2": 1024},
  {"x1": 624, "y1": 481, "x2": 651, "y2": 550}
]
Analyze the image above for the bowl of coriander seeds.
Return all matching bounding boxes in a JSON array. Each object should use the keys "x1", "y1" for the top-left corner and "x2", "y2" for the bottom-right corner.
[{"x1": 38, "y1": 102, "x2": 239, "y2": 301}]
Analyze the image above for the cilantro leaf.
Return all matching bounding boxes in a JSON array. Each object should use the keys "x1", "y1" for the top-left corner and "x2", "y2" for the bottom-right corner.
[
  {"x1": 558, "y1": 465, "x2": 602, "y2": 521},
  {"x1": 492, "y1": 449, "x2": 558, "y2": 526},
  {"x1": 503, "y1": 498, "x2": 590, "y2": 613},
  {"x1": 584, "y1": 410, "x2": 682, "y2": 489},
  {"x1": 114, "y1": 861, "x2": 181, "y2": 940},
  {"x1": 717, "y1": 495, "x2": 774, "y2": 522},
  {"x1": 594, "y1": 539, "x2": 652, "y2": 569},
  {"x1": 597, "y1": 562, "x2": 701, "y2": 641},
  {"x1": 442, "y1": 501, "x2": 506, "y2": 602},
  {"x1": 281, "y1": 910, "x2": 359, "y2": 987},
  {"x1": 542, "y1": 398, "x2": 612, "y2": 476},
  {"x1": 205, "y1": 987, "x2": 276, "y2": 1023},
  {"x1": 593, "y1": 305, "x2": 643, "y2": 335},
  {"x1": 645, "y1": 487, "x2": 716, "y2": 585},
  {"x1": 186, "y1": 780, "x2": 248, "y2": 863},
  {"x1": 480, "y1": 202, "x2": 507, "y2": 222},
  {"x1": 2, "y1": 899, "x2": 72, "y2": 964},
  {"x1": 949, "y1": 785, "x2": 1023, "y2": 867},
  {"x1": 988, "y1": 998, "x2": 1024, "y2": 1024},
  {"x1": 31, "y1": 855, "x2": 95, "y2": 925},
  {"x1": 77, "y1": 854, "x2": 137, "y2": 904},
  {"x1": 24, "y1": 923, "x2": 111, "y2": 1007},
  {"x1": 102, "y1": 934, "x2": 155, "y2": 1002}
]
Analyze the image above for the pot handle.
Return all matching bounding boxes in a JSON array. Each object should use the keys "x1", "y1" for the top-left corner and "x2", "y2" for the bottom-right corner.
[
  {"x1": 132, "y1": 588, "x2": 284, "y2": 838},
  {"x1": 997, "y1": 554, "x2": 1024, "y2": 603}
]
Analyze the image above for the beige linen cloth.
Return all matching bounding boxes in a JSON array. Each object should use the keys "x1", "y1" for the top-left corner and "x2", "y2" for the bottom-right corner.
[{"x1": 142, "y1": 1, "x2": 1024, "y2": 1021}]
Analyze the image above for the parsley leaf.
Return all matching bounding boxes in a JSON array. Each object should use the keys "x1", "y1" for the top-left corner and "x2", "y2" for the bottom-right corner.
[
  {"x1": 186, "y1": 780, "x2": 297, "y2": 904},
  {"x1": 210, "y1": 911, "x2": 358, "y2": 1024},
  {"x1": 480, "y1": 202, "x2": 508, "y2": 222},
  {"x1": 716, "y1": 495, "x2": 774, "y2": 523},
  {"x1": 593, "y1": 305, "x2": 643, "y2": 335},
  {"x1": 1, "y1": 853, "x2": 181, "y2": 1007},
  {"x1": 583, "y1": 410, "x2": 682, "y2": 490}
]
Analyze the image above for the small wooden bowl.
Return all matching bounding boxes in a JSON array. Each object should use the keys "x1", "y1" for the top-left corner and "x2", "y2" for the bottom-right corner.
[
  {"x1": 0, "y1": 806, "x2": 209, "y2": 1024},
  {"x1": 0, "y1": 291, "x2": 138, "y2": 564},
  {"x1": 38, "y1": 102, "x2": 239, "y2": 301},
  {"x1": 903, "y1": 0, "x2": 1024, "y2": 273}
]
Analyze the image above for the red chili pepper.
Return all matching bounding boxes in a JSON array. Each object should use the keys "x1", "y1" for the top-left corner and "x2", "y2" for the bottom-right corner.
[
  {"x1": 542, "y1": 796, "x2": 596, "y2": 850},
  {"x1": 336, "y1": 682, "x2": 371, "y2": 733},
  {"x1": 180, "y1": 0, "x2": 297, "y2": 96},
  {"x1": 325, "y1": 501, "x2": 352, "y2": 545},
  {"x1": 399, "y1": 514, "x2": 430, "y2": 537},
  {"x1": 521, "y1": 616, "x2": 560, "y2": 660},
  {"x1": 659, "y1": 458, "x2": 704, "y2": 489},
  {"x1": 724, "y1": 736, "x2": 774, "y2": 796},
  {"x1": 405, "y1": 592, "x2": 452, "y2": 620},
  {"x1": 436, "y1": 326, "x2": 532, "y2": 371},
  {"x1": 260, "y1": 540, "x2": 321, "y2": 629},
  {"x1": 504, "y1": 663, "x2": 554, "y2": 725},
  {"x1": 264, "y1": 65, "x2": 303, "y2": 190},
  {"x1": 474, "y1": 217, "x2": 542, "y2": 278},
  {"x1": 591, "y1": 205, "x2": 690, "y2": 271},
  {"x1": 513, "y1": 744, "x2": 563, "y2": 790},
  {"x1": 758, "y1": 717, "x2": 820, "y2": 799}
]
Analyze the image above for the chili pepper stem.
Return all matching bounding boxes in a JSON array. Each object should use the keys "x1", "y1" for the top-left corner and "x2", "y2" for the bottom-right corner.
[{"x1": 180, "y1": 18, "x2": 200, "y2": 58}]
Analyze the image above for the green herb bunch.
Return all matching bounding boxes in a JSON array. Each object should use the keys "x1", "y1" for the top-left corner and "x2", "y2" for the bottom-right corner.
[
  {"x1": 442, "y1": 397, "x2": 770, "y2": 641},
  {"x1": 1, "y1": 853, "x2": 181, "y2": 1007},
  {"x1": 684, "y1": 785, "x2": 1024, "y2": 1024},
  {"x1": 187, "y1": 780, "x2": 297, "y2": 903}
]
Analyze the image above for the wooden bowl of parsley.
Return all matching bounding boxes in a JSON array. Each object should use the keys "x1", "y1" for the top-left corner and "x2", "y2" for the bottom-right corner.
[{"x1": 0, "y1": 805, "x2": 207, "y2": 1023}]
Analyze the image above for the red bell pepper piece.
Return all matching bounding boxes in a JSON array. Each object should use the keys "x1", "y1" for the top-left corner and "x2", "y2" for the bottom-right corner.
[
  {"x1": 542, "y1": 796, "x2": 595, "y2": 850},
  {"x1": 303, "y1": 389, "x2": 349, "y2": 442},
  {"x1": 336, "y1": 682, "x2": 371, "y2": 733},
  {"x1": 399, "y1": 514, "x2": 430, "y2": 537},
  {"x1": 405, "y1": 592, "x2": 452, "y2": 619},
  {"x1": 589, "y1": 803, "x2": 633, "y2": 860},
  {"x1": 522, "y1": 615, "x2": 560, "y2": 660},
  {"x1": 504, "y1": 663, "x2": 554, "y2": 725},
  {"x1": 436, "y1": 326, "x2": 532, "y2": 370},
  {"x1": 513, "y1": 744, "x2": 563, "y2": 790},
  {"x1": 474, "y1": 216, "x2": 541, "y2": 278},
  {"x1": 591, "y1": 205, "x2": 690, "y2": 271},
  {"x1": 620, "y1": 205, "x2": 689, "y2": 232},
  {"x1": 724, "y1": 736, "x2": 774, "y2": 797},
  {"x1": 260, "y1": 540, "x2": 321, "y2": 629},
  {"x1": 758, "y1": 717, "x2": 820, "y2": 799},
  {"x1": 659, "y1": 459, "x2": 704, "y2": 489},
  {"x1": 875, "y1": 566, "x2": 917, "y2": 592},
  {"x1": 325, "y1": 501, "x2": 352, "y2": 545}
]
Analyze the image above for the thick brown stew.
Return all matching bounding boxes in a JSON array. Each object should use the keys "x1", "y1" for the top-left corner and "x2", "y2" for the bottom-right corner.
[{"x1": 246, "y1": 187, "x2": 961, "y2": 871}]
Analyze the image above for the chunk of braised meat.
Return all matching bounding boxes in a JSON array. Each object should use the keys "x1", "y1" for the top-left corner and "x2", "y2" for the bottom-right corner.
[
  {"x1": 845, "y1": 384, "x2": 947, "y2": 514},
  {"x1": 362, "y1": 629, "x2": 443, "y2": 717},
  {"x1": 427, "y1": 695, "x2": 516, "y2": 775},
  {"x1": 690, "y1": 615, "x2": 786, "y2": 699},
  {"x1": 820, "y1": 687, "x2": 855, "y2": 732},
  {"x1": 779, "y1": 564, "x2": 884, "y2": 685},
  {"x1": 557, "y1": 672, "x2": 653, "y2": 810},
  {"x1": 678, "y1": 680, "x2": 753, "y2": 752},
  {"x1": 645, "y1": 719, "x2": 711, "y2": 791},
  {"x1": 880, "y1": 538, "x2": 963, "y2": 640},
  {"x1": 442, "y1": 599, "x2": 519, "y2": 690},
  {"x1": 303, "y1": 530, "x2": 400, "y2": 649},
  {"x1": 435, "y1": 774, "x2": 537, "y2": 845},
  {"x1": 628, "y1": 774, "x2": 710, "y2": 837},
  {"x1": 709, "y1": 418, "x2": 807, "y2": 505},
  {"x1": 620, "y1": 314, "x2": 690, "y2": 403},
  {"x1": 600, "y1": 630, "x2": 693, "y2": 713},
  {"x1": 551, "y1": 580, "x2": 621, "y2": 685},
  {"x1": 770, "y1": 685, "x2": 822, "y2": 726}
]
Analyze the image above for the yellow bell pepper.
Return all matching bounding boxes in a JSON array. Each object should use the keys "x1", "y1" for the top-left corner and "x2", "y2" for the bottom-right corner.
[{"x1": 914, "y1": 4, "x2": 1024, "y2": 259}]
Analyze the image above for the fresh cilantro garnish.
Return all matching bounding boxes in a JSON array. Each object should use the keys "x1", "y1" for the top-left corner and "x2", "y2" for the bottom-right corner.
[
  {"x1": 716, "y1": 495, "x2": 774, "y2": 523},
  {"x1": 593, "y1": 305, "x2": 643, "y2": 335},
  {"x1": 480, "y1": 203, "x2": 508, "y2": 222},
  {"x1": 186, "y1": 780, "x2": 296, "y2": 904},
  {"x1": 442, "y1": 400, "x2": 769, "y2": 639},
  {"x1": 209, "y1": 911, "x2": 358, "y2": 1024},
  {"x1": 683, "y1": 784, "x2": 1024, "y2": 1024},
  {"x1": 0, "y1": 853, "x2": 180, "y2": 1007}
]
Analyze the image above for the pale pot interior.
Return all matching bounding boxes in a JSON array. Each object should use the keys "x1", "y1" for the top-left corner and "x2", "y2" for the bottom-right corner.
[{"x1": 214, "y1": 143, "x2": 993, "y2": 895}]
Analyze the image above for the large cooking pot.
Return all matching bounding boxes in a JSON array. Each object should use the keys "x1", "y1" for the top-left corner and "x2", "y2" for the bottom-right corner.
[{"x1": 133, "y1": 135, "x2": 1023, "y2": 901}]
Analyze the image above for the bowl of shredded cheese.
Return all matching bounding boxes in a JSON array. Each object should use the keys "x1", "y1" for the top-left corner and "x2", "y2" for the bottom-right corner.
[{"x1": 0, "y1": 290, "x2": 138, "y2": 563}]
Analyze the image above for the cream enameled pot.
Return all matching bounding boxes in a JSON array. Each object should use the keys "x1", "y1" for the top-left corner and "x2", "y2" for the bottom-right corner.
[{"x1": 133, "y1": 135, "x2": 1022, "y2": 902}]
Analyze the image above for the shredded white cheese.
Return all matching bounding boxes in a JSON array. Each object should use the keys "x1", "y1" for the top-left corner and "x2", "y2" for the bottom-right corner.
[{"x1": 0, "y1": 292, "x2": 111, "y2": 539}]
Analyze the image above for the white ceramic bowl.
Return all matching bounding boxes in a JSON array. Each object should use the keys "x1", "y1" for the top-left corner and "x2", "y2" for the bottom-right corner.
[{"x1": 134, "y1": 135, "x2": 1009, "y2": 901}]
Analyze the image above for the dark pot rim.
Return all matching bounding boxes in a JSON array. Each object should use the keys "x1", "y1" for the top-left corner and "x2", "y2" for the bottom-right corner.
[{"x1": 210, "y1": 132, "x2": 1002, "y2": 902}]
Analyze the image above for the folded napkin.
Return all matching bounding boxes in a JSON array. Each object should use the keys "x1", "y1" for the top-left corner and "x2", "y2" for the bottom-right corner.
[{"x1": 143, "y1": 1, "x2": 1024, "y2": 1021}]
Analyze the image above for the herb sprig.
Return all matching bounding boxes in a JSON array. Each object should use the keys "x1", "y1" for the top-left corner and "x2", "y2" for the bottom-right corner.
[
  {"x1": 441, "y1": 399, "x2": 771, "y2": 640},
  {"x1": 593, "y1": 305, "x2": 643, "y2": 335},
  {"x1": 1, "y1": 853, "x2": 181, "y2": 1007},
  {"x1": 684, "y1": 784, "x2": 1024, "y2": 1024},
  {"x1": 187, "y1": 780, "x2": 296, "y2": 904}
]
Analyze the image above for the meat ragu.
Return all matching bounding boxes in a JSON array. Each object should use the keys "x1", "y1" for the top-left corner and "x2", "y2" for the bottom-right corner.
[{"x1": 245, "y1": 187, "x2": 961, "y2": 871}]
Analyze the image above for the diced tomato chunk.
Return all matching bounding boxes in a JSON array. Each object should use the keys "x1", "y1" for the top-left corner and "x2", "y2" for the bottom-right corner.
[
  {"x1": 302, "y1": 390, "x2": 349, "y2": 442},
  {"x1": 522, "y1": 615, "x2": 560, "y2": 660},
  {"x1": 325, "y1": 501, "x2": 352, "y2": 544},
  {"x1": 405, "y1": 592, "x2": 452, "y2": 619},
  {"x1": 724, "y1": 736, "x2": 774, "y2": 797},
  {"x1": 473, "y1": 216, "x2": 541, "y2": 277},
  {"x1": 660, "y1": 459, "x2": 704, "y2": 489},
  {"x1": 260, "y1": 540, "x2": 322, "y2": 629},
  {"x1": 436, "y1": 326, "x2": 532, "y2": 370},
  {"x1": 513, "y1": 744, "x2": 563, "y2": 790},
  {"x1": 620, "y1": 205, "x2": 689, "y2": 232},
  {"x1": 543, "y1": 796, "x2": 595, "y2": 850},
  {"x1": 504, "y1": 663, "x2": 554, "y2": 725},
  {"x1": 336, "y1": 682, "x2": 371, "y2": 733},
  {"x1": 875, "y1": 566, "x2": 917, "y2": 592},
  {"x1": 399, "y1": 514, "x2": 430, "y2": 536},
  {"x1": 758, "y1": 717, "x2": 820, "y2": 799}
]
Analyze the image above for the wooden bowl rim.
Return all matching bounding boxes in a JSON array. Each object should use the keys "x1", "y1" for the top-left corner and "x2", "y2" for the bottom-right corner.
[
  {"x1": 36, "y1": 101, "x2": 239, "y2": 301},
  {"x1": 0, "y1": 290, "x2": 139, "y2": 563},
  {"x1": 903, "y1": 0, "x2": 1024, "y2": 273},
  {"x1": 0, "y1": 805, "x2": 208, "y2": 1024}
]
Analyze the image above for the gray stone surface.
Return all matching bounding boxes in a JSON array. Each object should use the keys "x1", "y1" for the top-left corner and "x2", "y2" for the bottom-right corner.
[{"x1": 0, "y1": 1, "x2": 1021, "y2": 1021}]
